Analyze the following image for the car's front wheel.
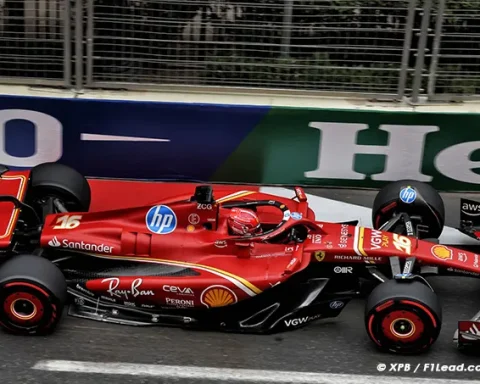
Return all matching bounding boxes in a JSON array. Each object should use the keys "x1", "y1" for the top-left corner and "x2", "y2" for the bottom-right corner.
[
  {"x1": 372, "y1": 180, "x2": 445, "y2": 239},
  {"x1": 365, "y1": 278, "x2": 442, "y2": 354}
]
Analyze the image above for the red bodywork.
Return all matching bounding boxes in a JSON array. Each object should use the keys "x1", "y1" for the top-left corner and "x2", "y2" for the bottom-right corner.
[
  {"x1": 40, "y1": 186, "x2": 317, "y2": 308},
  {"x1": 0, "y1": 170, "x2": 30, "y2": 248},
  {"x1": 1, "y1": 170, "x2": 480, "y2": 310}
]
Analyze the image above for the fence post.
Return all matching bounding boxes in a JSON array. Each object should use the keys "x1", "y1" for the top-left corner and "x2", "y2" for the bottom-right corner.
[
  {"x1": 397, "y1": 0, "x2": 417, "y2": 100},
  {"x1": 86, "y1": 0, "x2": 93, "y2": 87},
  {"x1": 411, "y1": 0, "x2": 432, "y2": 103},
  {"x1": 75, "y1": 0, "x2": 83, "y2": 91},
  {"x1": 427, "y1": 0, "x2": 446, "y2": 98},
  {"x1": 281, "y1": 0, "x2": 293, "y2": 57},
  {"x1": 63, "y1": 0, "x2": 72, "y2": 87}
]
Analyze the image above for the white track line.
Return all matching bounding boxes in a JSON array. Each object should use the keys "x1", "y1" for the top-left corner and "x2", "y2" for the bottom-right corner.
[{"x1": 32, "y1": 360, "x2": 480, "y2": 383}]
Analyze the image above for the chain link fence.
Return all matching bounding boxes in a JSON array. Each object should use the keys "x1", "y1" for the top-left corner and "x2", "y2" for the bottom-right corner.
[
  {"x1": 426, "y1": 1, "x2": 480, "y2": 100},
  {"x1": 86, "y1": 0, "x2": 416, "y2": 98},
  {"x1": 0, "y1": 0, "x2": 70, "y2": 85},
  {"x1": 0, "y1": 0, "x2": 478, "y2": 101}
]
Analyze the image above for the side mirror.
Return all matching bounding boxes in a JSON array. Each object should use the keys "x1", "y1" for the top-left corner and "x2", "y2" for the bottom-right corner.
[
  {"x1": 192, "y1": 185, "x2": 214, "y2": 204},
  {"x1": 234, "y1": 241, "x2": 252, "y2": 259},
  {"x1": 290, "y1": 225, "x2": 309, "y2": 243}
]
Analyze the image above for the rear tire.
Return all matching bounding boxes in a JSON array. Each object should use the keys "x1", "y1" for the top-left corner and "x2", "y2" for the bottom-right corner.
[
  {"x1": 372, "y1": 180, "x2": 445, "y2": 239},
  {"x1": 0, "y1": 254, "x2": 67, "y2": 335},
  {"x1": 28, "y1": 162, "x2": 91, "y2": 212},
  {"x1": 365, "y1": 279, "x2": 442, "y2": 354}
]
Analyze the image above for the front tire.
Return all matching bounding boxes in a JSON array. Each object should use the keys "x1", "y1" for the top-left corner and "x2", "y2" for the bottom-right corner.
[
  {"x1": 28, "y1": 162, "x2": 91, "y2": 212},
  {"x1": 372, "y1": 180, "x2": 445, "y2": 239},
  {"x1": 365, "y1": 279, "x2": 442, "y2": 354},
  {"x1": 0, "y1": 255, "x2": 67, "y2": 335}
]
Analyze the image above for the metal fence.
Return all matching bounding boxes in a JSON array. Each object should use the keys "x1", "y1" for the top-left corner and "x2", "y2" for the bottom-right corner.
[
  {"x1": 0, "y1": 0, "x2": 478, "y2": 102},
  {"x1": 0, "y1": 0, "x2": 70, "y2": 86}
]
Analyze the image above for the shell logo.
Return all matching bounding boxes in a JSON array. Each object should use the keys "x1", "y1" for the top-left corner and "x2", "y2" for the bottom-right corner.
[
  {"x1": 200, "y1": 285, "x2": 237, "y2": 308},
  {"x1": 431, "y1": 244, "x2": 453, "y2": 261}
]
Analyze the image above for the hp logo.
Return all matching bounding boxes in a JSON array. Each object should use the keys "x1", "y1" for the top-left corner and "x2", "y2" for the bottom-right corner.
[
  {"x1": 330, "y1": 301, "x2": 344, "y2": 310},
  {"x1": 146, "y1": 205, "x2": 177, "y2": 234},
  {"x1": 399, "y1": 187, "x2": 417, "y2": 204}
]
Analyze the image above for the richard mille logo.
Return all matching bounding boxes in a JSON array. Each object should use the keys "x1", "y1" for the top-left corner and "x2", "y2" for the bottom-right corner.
[{"x1": 48, "y1": 236, "x2": 61, "y2": 247}]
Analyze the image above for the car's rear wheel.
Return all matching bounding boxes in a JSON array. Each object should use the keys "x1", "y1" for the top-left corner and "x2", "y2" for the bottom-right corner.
[
  {"x1": 27, "y1": 162, "x2": 91, "y2": 213},
  {"x1": 365, "y1": 279, "x2": 442, "y2": 354},
  {"x1": 372, "y1": 180, "x2": 445, "y2": 239},
  {"x1": 0, "y1": 254, "x2": 67, "y2": 335}
]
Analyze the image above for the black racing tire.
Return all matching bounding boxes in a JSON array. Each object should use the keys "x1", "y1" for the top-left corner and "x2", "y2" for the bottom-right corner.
[
  {"x1": 0, "y1": 254, "x2": 67, "y2": 335},
  {"x1": 365, "y1": 279, "x2": 442, "y2": 354},
  {"x1": 28, "y1": 162, "x2": 91, "y2": 212},
  {"x1": 372, "y1": 180, "x2": 445, "y2": 239}
]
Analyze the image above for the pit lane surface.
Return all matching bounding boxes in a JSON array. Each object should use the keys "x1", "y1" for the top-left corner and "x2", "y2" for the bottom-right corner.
[{"x1": 2, "y1": 188, "x2": 480, "y2": 384}]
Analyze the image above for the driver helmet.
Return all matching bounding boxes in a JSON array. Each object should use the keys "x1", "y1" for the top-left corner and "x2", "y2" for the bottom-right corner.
[{"x1": 227, "y1": 207, "x2": 261, "y2": 236}]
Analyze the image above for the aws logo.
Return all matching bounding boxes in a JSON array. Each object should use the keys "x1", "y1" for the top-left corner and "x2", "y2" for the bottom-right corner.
[{"x1": 462, "y1": 199, "x2": 480, "y2": 216}]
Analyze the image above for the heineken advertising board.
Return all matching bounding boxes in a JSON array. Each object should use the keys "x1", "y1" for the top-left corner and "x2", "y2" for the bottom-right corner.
[
  {"x1": 0, "y1": 94, "x2": 479, "y2": 191},
  {"x1": 213, "y1": 108, "x2": 480, "y2": 192}
]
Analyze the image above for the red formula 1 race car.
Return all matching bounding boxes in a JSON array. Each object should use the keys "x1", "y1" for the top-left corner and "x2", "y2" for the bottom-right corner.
[{"x1": 0, "y1": 162, "x2": 479, "y2": 355}]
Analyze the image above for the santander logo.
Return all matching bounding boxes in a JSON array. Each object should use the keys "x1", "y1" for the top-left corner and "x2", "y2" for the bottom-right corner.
[
  {"x1": 46, "y1": 236, "x2": 114, "y2": 253},
  {"x1": 48, "y1": 236, "x2": 61, "y2": 247}
]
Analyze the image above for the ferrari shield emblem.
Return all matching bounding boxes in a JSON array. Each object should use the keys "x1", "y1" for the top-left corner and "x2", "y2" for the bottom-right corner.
[{"x1": 314, "y1": 251, "x2": 326, "y2": 262}]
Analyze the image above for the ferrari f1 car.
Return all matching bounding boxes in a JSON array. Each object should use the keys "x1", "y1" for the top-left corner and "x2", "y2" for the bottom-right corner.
[{"x1": 0, "y1": 162, "x2": 479, "y2": 355}]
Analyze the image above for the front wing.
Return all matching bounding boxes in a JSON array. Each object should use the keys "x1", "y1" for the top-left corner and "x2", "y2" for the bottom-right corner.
[{"x1": 454, "y1": 309, "x2": 480, "y2": 351}]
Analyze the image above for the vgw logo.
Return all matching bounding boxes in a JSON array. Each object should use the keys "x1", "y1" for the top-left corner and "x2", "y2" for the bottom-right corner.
[{"x1": 146, "y1": 205, "x2": 177, "y2": 234}]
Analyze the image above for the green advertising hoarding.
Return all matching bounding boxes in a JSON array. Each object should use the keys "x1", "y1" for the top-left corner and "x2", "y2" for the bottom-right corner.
[{"x1": 212, "y1": 107, "x2": 480, "y2": 191}]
